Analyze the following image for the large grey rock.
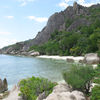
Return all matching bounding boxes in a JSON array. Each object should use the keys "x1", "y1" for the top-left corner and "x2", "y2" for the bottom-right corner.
[
  {"x1": 3, "y1": 78, "x2": 8, "y2": 92},
  {"x1": 28, "y1": 50, "x2": 40, "y2": 56},
  {"x1": 30, "y1": 52, "x2": 40, "y2": 56},
  {"x1": 0, "y1": 78, "x2": 8, "y2": 93},
  {"x1": 83, "y1": 53, "x2": 100, "y2": 64},
  {"x1": 44, "y1": 83, "x2": 86, "y2": 100},
  {"x1": 21, "y1": 52, "x2": 28, "y2": 56}
]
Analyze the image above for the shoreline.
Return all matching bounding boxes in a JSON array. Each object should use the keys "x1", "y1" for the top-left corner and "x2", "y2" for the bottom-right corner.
[
  {"x1": 37, "y1": 55, "x2": 84, "y2": 62},
  {"x1": 0, "y1": 54, "x2": 84, "y2": 62}
]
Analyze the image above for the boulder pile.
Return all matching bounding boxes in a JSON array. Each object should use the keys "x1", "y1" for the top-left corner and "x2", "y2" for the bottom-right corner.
[{"x1": 37, "y1": 82, "x2": 86, "y2": 100}]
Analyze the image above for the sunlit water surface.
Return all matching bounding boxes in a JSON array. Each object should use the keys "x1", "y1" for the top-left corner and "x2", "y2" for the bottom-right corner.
[{"x1": 0, "y1": 54, "x2": 71, "y2": 89}]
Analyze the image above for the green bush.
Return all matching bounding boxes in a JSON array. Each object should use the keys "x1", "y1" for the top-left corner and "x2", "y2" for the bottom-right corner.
[
  {"x1": 91, "y1": 86, "x2": 100, "y2": 100},
  {"x1": 65, "y1": 19, "x2": 73, "y2": 28},
  {"x1": 97, "y1": 51, "x2": 100, "y2": 57},
  {"x1": 28, "y1": 18, "x2": 100, "y2": 56},
  {"x1": 63, "y1": 65, "x2": 95, "y2": 95},
  {"x1": 91, "y1": 66, "x2": 100, "y2": 100},
  {"x1": 93, "y1": 65, "x2": 100, "y2": 78},
  {"x1": 19, "y1": 76, "x2": 57, "y2": 100}
]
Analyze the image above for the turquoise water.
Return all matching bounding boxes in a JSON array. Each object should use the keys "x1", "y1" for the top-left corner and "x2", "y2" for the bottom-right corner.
[{"x1": 0, "y1": 54, "x2": 70, "y2": 89}]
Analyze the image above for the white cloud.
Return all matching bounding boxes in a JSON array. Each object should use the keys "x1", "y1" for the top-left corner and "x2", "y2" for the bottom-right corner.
[
  {"x1": 5, "y1": 16, "x2": 14, "y2": 19},
  {"x1": 20, "y1": 1, "x2": 27, "y2": 6},
  {"x1": 0, "y1": 38, "x2": 17, "y2": 48},
  {"x1": 58, "y1": 2, "x2": 68, "y2": 8},
  {"x1": 78, "y1": 0, "x2": 85, "y2": 4},
  {"x1": 27, "y1": 16, "x2": 48, "y2": 23},
  {"x1": 58, "y1": 0, "x2": 100, "y2": 9},
  {"x1": 16, "y1": 0, "x2": 35, "y2": 6},
  {"x1": 0, "y1": 32, "x2": 12, "y2": 35}
]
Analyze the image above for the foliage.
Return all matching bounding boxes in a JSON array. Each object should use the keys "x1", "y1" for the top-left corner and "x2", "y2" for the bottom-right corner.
[
  {"x1": 19, "y1": 76, "x2": 57, "y2": 100},
  {"x1": 29, "y1": 19, "x2": 100, "y2": 56},
  {"x1": 91, "y1": 86, "x2": 100, "y2": 100},
  {"x1": 89, "y1": 28, "x2": 100, "y2": 52},
  {"x1": 97, "y1": 51, "x2": 100, "y2": 57},
  {"x1": 65, "y1": 18, "x2": 73, "y2": 28},
  {"x1": 63, "y1": 65, "x2": 95, "y2": 95},
  {"x1": 28, "y1": 9, "x2": 100, "y2": 56},
  {"x1": 91, "y1": 66, "x2": 100, "y2": 100}
]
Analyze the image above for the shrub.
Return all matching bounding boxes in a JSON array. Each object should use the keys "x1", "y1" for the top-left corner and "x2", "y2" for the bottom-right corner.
[
  {"x1": 91, "y1": 86, "x2": 100, "y2": 100},
  {"x1": 65, "y1": 19, "x2": 73, "y2": 28},
  {"x1": 19, "y1": 76, "x2": 57, "y2": 100},
  {"x1": 91, "y1": 66, "x2": 100, "y2": 100},
  {"x1": 97, "y1": 51, "x2": 100, "y2": 57},
  {"x1": 93, "y1": 65, "x2": 100, "y2": 78},
  {"x1": 63, "y1": 65, "x2": 95, "y2": 95}
]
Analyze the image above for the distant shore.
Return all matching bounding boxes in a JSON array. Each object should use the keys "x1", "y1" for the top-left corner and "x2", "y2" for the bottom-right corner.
[{"x1": 37, "y1": 55, "x2": 84, "y2": 62}]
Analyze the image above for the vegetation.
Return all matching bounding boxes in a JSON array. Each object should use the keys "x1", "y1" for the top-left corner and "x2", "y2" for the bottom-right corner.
[
  {"x1": 63, "y1": 65, "x2": 95, "y2": 95},
  {"x1": 91, "y1": 86, "x2": 100, "y2": 100},
  {"x1": 19, "y1": 76, "x2": 57, "y2": 100},
  {"x1": 91, "y1": 64, "x2": 100, "y2": 100},
  {"x1": 62, "y1": 64, "x2": 100, "y2": 99},
  {"x1": 29, "y1": 18, "x2": 100, "y2": 56},
  {"x1": 65, "y1": 18, "x2": 73, "y2": 28}
]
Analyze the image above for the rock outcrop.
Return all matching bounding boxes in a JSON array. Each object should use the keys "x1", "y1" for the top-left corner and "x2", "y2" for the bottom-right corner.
[
  {"x1": 0, "y1": 78, "x2": 8, "y2": 93},
  {"x1": 32, "y1": 2, "x2": 90, "y2": 45},
  {"x1": 43, "y1": 83, "x2": 86, "y2": 100},
  {"x1": 29, "y1": 51, "x2": 40, "y2": 56},
  {"x1": 83, "y1": 53, "x2": 100, "y2": 64},
  {"x1": 1, "y1": 48, "x2": 40, "y2": 57}
]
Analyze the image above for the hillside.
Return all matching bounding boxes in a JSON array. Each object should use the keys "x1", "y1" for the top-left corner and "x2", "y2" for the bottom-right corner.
[{"x1": 1, "y1": 2, "x2": 100, "y2": 56}]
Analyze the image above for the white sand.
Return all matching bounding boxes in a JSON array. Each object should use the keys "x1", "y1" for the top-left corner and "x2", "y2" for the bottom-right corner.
[
  {"x1": 3, "y1": 85, "x2": 22, "y2": 100},
  {"x1": 37, "y1": 55, "x2": 84, "y2": 62}
]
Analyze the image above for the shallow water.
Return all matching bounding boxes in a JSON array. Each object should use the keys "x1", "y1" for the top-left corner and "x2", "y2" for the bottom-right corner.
[{"x1": 0, "y1": 54, "x2": 70, "y2": 89}]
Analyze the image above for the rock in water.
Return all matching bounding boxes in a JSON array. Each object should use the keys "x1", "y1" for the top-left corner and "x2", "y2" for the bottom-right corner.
[
  {"x1": 3, "y1": 78, "x2": 8, "y2": 92},
  {"x1": 66, "y1": 58, "x2": 74, "y2": 63}
]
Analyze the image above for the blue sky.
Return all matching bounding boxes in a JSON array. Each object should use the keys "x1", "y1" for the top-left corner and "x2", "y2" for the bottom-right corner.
[{"x1": 0, "y1": 0, "x2": 100, "y2": 48}]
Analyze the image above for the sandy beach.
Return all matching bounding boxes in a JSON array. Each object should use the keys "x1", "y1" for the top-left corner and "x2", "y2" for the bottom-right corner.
[{"x1": 37, "y1": 55, "x2": 84, "y2": 62}]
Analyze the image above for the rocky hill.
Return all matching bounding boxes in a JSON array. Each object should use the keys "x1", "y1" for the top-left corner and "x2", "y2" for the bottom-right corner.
[{"x1": 1, "y1": 2, "x2": 100, "y2": 55}]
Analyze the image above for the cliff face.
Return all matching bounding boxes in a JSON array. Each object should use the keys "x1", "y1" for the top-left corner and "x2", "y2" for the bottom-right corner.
[
  {"x1": 1, "y1": 2, "x2": 100, "y2": 53},
  {"x1": 31, "y1": 1, "x2": 97, "y2": 46},
  {"x1": 32, "y1": 12, "x2": 65, "y2": 45},
  {"x1": 32, "y1": 2, "x2": 90, "y2": 45}
]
